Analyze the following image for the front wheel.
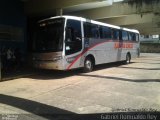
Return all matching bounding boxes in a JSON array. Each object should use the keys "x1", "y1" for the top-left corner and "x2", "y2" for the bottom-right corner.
[{"x1": 83, "y1": 58, "x2": 94, "y2": 72}]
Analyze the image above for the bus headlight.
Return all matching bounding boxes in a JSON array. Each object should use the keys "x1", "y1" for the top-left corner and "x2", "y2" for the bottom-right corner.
[
  {"x1": 66, "y1": 57, "x2": 75, "y2": 63},
  {"x1": 53, "y1": 56, "x2": 62, "y2": 61}
]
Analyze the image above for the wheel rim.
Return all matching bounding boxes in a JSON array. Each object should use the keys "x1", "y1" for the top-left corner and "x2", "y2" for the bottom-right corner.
[
  {"x1": 85, "y1": 60, "x2": 92, "y2": 70},
  {"x1": 126, "y1": 55, "x2": 130, "y2": 63}
]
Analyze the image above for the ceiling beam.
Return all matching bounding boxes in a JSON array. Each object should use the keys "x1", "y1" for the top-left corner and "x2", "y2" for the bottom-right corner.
[
  {"x1": 70, "y1": 1, "x2": 160, "y2": 20},
  {"x1": 25, "y1": 0, "x2": 113, "y2": 15},
  {"x1": 99, "y1": 13, "x2": 159, "y2": 26},
  {"x1": 121, "y1": 23, "x2": 160, "y2": 35}
]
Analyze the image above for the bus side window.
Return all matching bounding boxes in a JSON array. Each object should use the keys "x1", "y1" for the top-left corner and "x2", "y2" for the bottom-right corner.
[
  {"x1": 128, "y1": 32, "x2": 137, "y2": 41},
  {"x1": 132, "y1": 33, "x2": 136, "y2": 41},
  {"x1": 66, "y1": 27, "x2": 73, "y2": 42},
  {"x1": 128, "y1": 32, "x2": 132, "y2": 41},
  {"x1": 136, "y1": 34, "x2": 139, "y2": 42},
  {"x1": 99, "y1": 26, "x2": 111, "y2": 39},
  {"x1": 65, "y1": 19, "x2": 82, "y2": 55},
  {"x1": 122, "y1": 31, "x2": 128, "y2": 41},
  {"x1": 84, "y1": 23, "x2": 99, "y2": 39},
  {"x1": 112, "y1": 29, "x2": 119, "y2": 40},
  {"x1": 91, "y1": 24, "x2": 99, "y2": 38},
  {"x1": 119, "y1": 30, "x2": 122, "y2": 41},
  {"x1": 84, "y1": 22, "x2": 92, "y2": 38}
]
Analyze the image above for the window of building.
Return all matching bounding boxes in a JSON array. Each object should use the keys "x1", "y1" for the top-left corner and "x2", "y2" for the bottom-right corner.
[
  {"x1": 144, "y1": 35, "x2": 149, "y2": 38},
  {"x1": 152, "y1": 35, "x2": 159, "y2": 39}
]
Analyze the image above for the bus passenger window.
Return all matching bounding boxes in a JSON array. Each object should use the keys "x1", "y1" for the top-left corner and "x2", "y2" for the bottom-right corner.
[
  {"x1": 112, "y1": 29, "x2": 119, "y2": 40},
  {"x1": 84, "y1": 22, "x2": 92, "y2": 38},
  {"x1": 84, "y1": 23, "x2": 99, "y2": 38},
  {"x1": 128, "y1": 32, "x2": 136, "y2": 41},
  {"x1": 132, "y1": 33, "x2": 136, "y2": 41},
  {"x1": 136, "y1": 34, "x2": 139, "y2": 42},
  {"x1": 100, "y1": 26, "x2": 111, "y2": 39},
  {"x1": 91, "y1": 24, "x2": 99, "y2": 38},
  {"x1": 122, "y1": 31, "x2": 128, "y2": 41},
  {"x1": 119, "y1": 30, "x2": 122, "y2": 41},
  {"x1": 128, "y1": 32, "x2": 132, "y2": 41},
  {"x1": 65, "y1": 19, "x2": 82, "y2": 55}
]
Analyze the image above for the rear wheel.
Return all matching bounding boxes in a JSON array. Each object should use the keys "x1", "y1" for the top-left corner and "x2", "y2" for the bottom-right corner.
[
  {"x1": 126, "y1": 53, "x2": 131, "y2": 64},
  {"x1": 83, "y1": 58, "x2": 94, "y2": 72}
]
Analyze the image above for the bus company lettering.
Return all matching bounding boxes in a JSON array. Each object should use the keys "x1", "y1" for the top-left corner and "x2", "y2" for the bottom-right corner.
[{"x1": 114, "y1": 42, "x2": 133, "y2": 49}]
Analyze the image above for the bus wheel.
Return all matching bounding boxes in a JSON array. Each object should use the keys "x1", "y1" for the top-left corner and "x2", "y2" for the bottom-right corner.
[
  {"x1": 126, "y1": 53, "x2": 131, "y2": 64},
  {"x1": 83, "y1": 58, "x2": 93, "y2": 72}
]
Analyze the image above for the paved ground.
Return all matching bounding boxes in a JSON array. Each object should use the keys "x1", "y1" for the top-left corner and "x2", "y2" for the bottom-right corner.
[{"x1": 0, "y1": 53, "x2": 160, "y2": 119}]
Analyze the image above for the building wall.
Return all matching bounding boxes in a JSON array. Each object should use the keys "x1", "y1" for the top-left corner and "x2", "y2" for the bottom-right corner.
[
  {"x1": 0, "y1": 0, "x2": 27, "y2": 54},
  {"x1": 140, "y1": 35, "x2": 159, "y2": 42},
  {"x1": 140, "y1": 43, "x2": 160, "y2": 53}
]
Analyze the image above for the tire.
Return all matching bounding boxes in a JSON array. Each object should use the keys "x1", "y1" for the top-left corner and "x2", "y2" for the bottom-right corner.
[
  {"x1": 126, "y1": 53, "x2": 131, "y2": 64},
  {"x1": 83, "y1": 57, "x2": 94, "y2": 72}
]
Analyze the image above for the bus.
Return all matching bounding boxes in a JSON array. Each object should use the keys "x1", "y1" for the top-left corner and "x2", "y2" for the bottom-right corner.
[{"x1": 32, "y1": 15, "x2": 140, "y2": 72}]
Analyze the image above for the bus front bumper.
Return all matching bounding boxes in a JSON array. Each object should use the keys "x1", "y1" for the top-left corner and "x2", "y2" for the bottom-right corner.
[{"x1": 33, "y1": 60, "x2": 64, "y2": 70}]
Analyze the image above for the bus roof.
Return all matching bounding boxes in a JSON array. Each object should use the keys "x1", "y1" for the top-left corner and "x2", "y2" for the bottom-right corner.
[{"x1": 39, "y1": 15, "x2": 140, "y2": 34}]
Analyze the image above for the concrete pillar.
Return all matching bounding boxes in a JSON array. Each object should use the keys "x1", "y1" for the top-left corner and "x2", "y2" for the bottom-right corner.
[
  {"x1": 56, "y1": 8, "x2": 63, "y2": 16},
  {"x1": 0, "y1": 54, "x2": 2, "y2": 81}
]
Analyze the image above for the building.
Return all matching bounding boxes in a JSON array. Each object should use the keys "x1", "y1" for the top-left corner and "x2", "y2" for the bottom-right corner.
[{"x1": 140, "y1": 35, "x2": 160, "y2": 43}]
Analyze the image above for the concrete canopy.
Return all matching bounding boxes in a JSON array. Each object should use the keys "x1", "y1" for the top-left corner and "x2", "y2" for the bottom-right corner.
[
  {"x1": 98, "y1": 13, "x2": 160, "y2": 35},
  {"x1": 24, "y1": 0, "x2": 160, "y2": 35},
  {"x1": 70, "y1": 1, "x2": 160, "y2": 35},
  {"x1": 25, "y1": 0, "x2": 113, "y2": 15}
]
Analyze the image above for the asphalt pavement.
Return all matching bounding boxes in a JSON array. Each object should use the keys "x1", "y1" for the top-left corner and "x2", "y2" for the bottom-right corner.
[{"x1": 0, "y1": 53, "x2": 160, "y2": 120}]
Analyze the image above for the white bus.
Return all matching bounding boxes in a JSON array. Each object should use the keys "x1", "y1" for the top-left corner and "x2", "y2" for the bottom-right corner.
[{"x1": 32, "y1": 16, "x2": 140, "y2": 72}]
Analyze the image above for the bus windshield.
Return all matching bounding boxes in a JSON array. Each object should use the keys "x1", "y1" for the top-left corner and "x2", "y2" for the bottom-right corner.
[{"x1": 33, "y1": 18, "x2": 65, "y2": 52}]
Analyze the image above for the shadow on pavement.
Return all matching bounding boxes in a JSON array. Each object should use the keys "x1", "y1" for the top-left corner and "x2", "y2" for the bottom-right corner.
[
  {"x1": 1, "y1": 61, "x2": 151, "y2": 81},
  {"x1": 135, "y1": 62, "x2": 160, "y2": 64},
  {"x1": 0, "y1": 94, "x2": 76, "y2": 119},
  {"x1": 119, "y1": 66, "x2": 160, "y2": 70},
  {"x1": 78, "y1": 74, "x2": 160, "y2": 83},
  {"x1": 27, "y1": 69, "x2": 82, "y2": 80},
  {"x1": 2, "y1": 94, "x2": 159, "y2": 120},
  {"x1": 26, "y1": 62, "x2": 129, "y2": 80},
  {"x1": 94, "y1": 62, "x2": 135, "y2": 71},
  {"x1": 139, "y1": 58, "x2": 160, "y2": 61}
]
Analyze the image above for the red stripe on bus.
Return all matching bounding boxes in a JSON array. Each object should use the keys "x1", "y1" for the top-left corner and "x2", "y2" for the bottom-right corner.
[{"x1": 67, "y1": 40, "x2": 112, "y2": 70}]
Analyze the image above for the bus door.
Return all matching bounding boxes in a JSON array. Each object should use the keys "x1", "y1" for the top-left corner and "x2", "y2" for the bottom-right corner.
[{"x1": 65, "y1": 19, "x2": 83, "y2": 69}]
